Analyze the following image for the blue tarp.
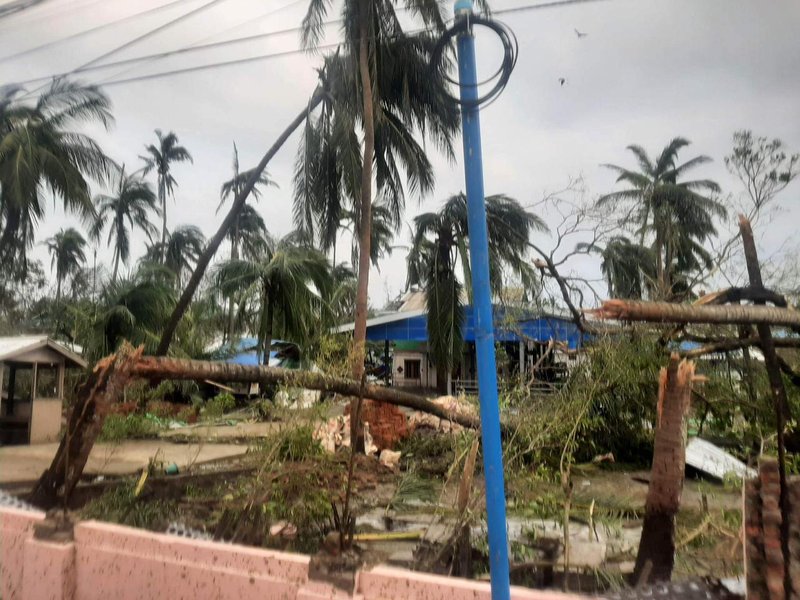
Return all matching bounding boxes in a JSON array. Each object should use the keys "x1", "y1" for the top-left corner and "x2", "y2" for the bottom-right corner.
[
  {"x1": 214, "y1": 337, "x2": 292, "y2": 366},
  {"x1": 364, "y1": 307, "x2": 584, "y2": 349}
]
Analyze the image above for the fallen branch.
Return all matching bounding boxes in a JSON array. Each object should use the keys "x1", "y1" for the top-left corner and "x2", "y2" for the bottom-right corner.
[
  {"x1": 130, "y1": 356, "x2": 481, "y2": 430},
  {"x1": 590, "y1": 299, "x2": 800, "y2": 327}
]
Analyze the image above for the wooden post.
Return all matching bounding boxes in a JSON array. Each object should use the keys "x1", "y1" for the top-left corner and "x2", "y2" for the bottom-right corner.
[{"x1": 633, "y1": 354, "x2": 694, "y2": 583}]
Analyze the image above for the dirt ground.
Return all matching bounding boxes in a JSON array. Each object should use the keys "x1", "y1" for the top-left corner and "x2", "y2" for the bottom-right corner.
[{"x1": 0, "y1": 440, "x2": 248, "y2": 484}]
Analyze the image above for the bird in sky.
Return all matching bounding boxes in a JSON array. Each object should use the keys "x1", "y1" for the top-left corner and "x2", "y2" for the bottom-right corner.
[
  {"x1": 558, "y1": 77, "x2": 567, "y2": 86},
  {"x1": 575, "y1": 28, "x2": 588, "y2": 38}
]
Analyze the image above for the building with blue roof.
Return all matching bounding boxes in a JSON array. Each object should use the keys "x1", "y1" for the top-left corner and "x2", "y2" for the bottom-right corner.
[{"x1": 335, "y1": 292, "x2": 585, "y2": 393}]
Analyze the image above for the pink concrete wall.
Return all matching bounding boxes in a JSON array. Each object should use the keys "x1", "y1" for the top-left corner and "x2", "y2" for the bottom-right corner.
[
  {"x1": 1, "y1": 506, "x2": 585, "y2": 600},
  {"x1": 1, "y1": 506, "x2": 45, "y2": 600}
]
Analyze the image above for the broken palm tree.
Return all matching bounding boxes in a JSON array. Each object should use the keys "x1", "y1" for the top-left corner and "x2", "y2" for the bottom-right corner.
[
  {"x1": 593, "y1": 215, "x2": 795, "y2": 593},
  {"x1": 633, "y1": 355, "x2": 694, "y2": 584},
  {"x1": 29, "y1": 349, "x2": 481, "y2": 509}
]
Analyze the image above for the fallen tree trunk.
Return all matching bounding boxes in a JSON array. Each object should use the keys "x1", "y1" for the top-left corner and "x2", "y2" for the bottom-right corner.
[
  {"x1": 29, "y1": 347, "x2": 144, "y2": 508},
  {"x1": 633, "y1": 354, "x2": 694, "y2": 584},
  {"x1": 29, "y1": 351, "x2": 482, "y2": 509},
  {"x1": 590, "y1": 299, "x2": 800, "y2": 327},
  {"x1": 131, "y1": 356, "x2": 481, "y2": 431}
]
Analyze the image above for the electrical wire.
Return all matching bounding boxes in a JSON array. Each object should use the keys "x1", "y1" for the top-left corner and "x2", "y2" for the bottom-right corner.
[
  {"x1": 11, "y1": 0, "x2": 610, "y2": 91},
  {"x1": 0, "y1": 0, "x2": 106, "y2": 30},
  {"x1": 429, "y1": 13, "x2": 518, "y2": 108},
  {"x1": 0, "y1": 0, "x2": 198, "y2": 63},
  {"x1": 93, "y1": 0, "x2": 310, "y2": 85}
]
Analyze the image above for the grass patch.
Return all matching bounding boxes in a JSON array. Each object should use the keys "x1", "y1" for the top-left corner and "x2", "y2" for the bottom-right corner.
[
  {"x1": 82, "y1": 481, "x2": 177, "y2": 530},
  {"x1": 99, "y1": 413, "x2": 157, "y2": 441}
]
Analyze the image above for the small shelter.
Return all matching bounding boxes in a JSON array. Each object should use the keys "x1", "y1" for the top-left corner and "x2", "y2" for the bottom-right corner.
[{"x1": 0, "y1": 336, "x2": 86, "y2": 445}]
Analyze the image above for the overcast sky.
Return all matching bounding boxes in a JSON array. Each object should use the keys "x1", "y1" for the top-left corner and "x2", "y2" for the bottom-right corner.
[{"x1": 2, "y1": 0, "x2": 799, "y2": 307}]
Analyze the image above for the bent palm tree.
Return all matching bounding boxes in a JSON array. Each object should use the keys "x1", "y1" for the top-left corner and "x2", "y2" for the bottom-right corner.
[
  {"x1": 140, "y1": 129, "x2": 193, "y2": 262},
  {"x1": 598, "y1": 138, "x2": 725, "y2": 299},
  {"x1": 0, "y1": 80, "x2": 114, "y2": 274},
  {"x1": 407, "y1": 193, "x2": 547, "y2": 393},
  {"x1": 45, "y1": 227, "x2": 87, "y2": 305},
  {"x1": 91, "y1": 168, "x2": 158, "y2": 282},
  {"x1": 298, "y1": 1, "x2": 458, "y2": 381},
  {"x1": 215, "y1": 231, "x2": 332, "y2": 364}
]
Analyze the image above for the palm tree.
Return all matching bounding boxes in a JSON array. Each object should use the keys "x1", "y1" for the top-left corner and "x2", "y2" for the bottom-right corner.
[
  {"x1": 140, "y1": 129, "x2": 193, "y2": 262},
  {"x1": 598, "y1": 138, "x2": 725, "y2": 299},
  {"x1": 90, "y1": 263, "x2": 176, "y2": 358},
  {"x1": 215, "y1": 231, "x2": 332, "y2": 364},
  {"x1": 580, "y1": 236, "x2": 656, "y2": 300},
  {"x1": 90, "y1": 167, "x2": 158, "y2": 282},
  {"x1": 44, "y1": 227, "x2": 87, "y2": 305},
  {"x1": 297, "y1": 2, "x2": 459, "y2": 380},
  {"x1": 219, "y1": 143, "x2": 275, "y2": 340},
  {"x1": 407, "y1": 193, "x2": 547, "y2": 393},
  {"x1": 0, "y1": 79, "x2": 114, "y2": 274},
  {"x1": 143, "y1": 225, "x2": 205, "y2": 288}
]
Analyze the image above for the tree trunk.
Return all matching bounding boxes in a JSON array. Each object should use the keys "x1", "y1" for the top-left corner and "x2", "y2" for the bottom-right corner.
[
  {"x1": 130, "y1": 356, "x2": 481, "y2": 429},
  {"x1": 262, "y1": 293, "x2": 274, "y2": 367},
  {"x1": 55, "y1": 275, "x2": 62, "y2": 306},
  {"x1": 350, "y1": 2, "x2": 376, "y2": 452},
  {"x1": 29, "y1": 349, "x2": 482, "y2": 509},
  {"x1": 633, "y1": 355, "x2": 693, "y2": 583},
  {"x1": 654, "y1": 225, "x2": 665, "y2": 300},
  {"x1": 225, "y1": 217, "x2": 240, "y2": 343},
  {"x1": 111, "y1": 250, "x2": 120, "y2": 283},
  {"x1": 154, "y1": 91, "x2": 323, "y2": 357},
  {"x1": 739, "y1": 214, "x2": 792, "y2": 596},
  {"x1": 160, "y1": 177, "x2": 167, "y2": 264},
  {"x1": 29, "y1": 347, "x2": 144, "y2": 508},
  {"x1": 592, "y1": 299, "x2": 800, "y2": 327}
]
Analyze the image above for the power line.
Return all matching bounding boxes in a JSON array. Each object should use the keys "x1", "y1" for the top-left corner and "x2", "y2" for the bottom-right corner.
[
  {"x1": 0, "y1": 0, "x2": 197, "y2": 63},
  {"x1": 16, "y1": 0, "x2": 612, "y2": 90},
  {"x1": 0, "y1": 0, "x2": 105, "y2": 29},
  {"x1": 94, "y1": 0, "x2": 310, "y2": 85},
  {"x1": 78, "y1": 0, "x2": 231, "y2": 72},
  {"x1": 14, "y1": 19, "x2": 333, "y2": 86}
]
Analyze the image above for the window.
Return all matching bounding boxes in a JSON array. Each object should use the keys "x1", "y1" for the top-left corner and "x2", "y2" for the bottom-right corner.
[
  {"x1": 404, "y1": 359, "x2": 421, "y2": 380},
  {"x1": 36, "y1": 365, "x2": 59, "y2": 399}
]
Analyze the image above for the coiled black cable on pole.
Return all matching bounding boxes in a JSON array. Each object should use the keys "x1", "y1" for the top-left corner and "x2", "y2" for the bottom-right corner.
[{"x1": 429, "y1": 13, "x2": 518, "y2": 108}]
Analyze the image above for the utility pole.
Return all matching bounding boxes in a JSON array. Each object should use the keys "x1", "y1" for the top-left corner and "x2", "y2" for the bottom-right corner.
[{"x1": 454, "y1": 1, "x2": 511, "y2": 598}]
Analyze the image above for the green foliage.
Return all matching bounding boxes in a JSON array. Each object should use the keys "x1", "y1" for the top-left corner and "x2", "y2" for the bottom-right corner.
[
  {"x1": 385, "y1": 470, "x2": 437, "y2": 513},
  {"x1": 203, "y1": 391, "x2": 236, "y2": 419},
  {"x1": 82, "y1": 481, "x2": 177, "y2": 530},
  {"x1": 507, "y1": 333, "x2": 662, "y2": 469},
  {"x1": 261, "y1": 425, "x2": 324, "y2": 462},
  {"x1": 99, "y1": 413, "x2": 158, "y2": 441}
]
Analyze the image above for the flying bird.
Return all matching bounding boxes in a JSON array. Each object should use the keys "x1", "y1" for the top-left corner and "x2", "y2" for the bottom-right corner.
[
  {"x1": 558, "y1": 78, "x2": 567, "y2": 86},
  {"x1": 574, "y1": 28, "x2": 588, "y2": 38}
]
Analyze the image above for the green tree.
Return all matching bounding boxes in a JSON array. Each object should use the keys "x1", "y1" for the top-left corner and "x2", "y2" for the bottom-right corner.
[
  {"x1": 598, "y1": 138, "x2": 725, "y2": 299},
  {"x1": 0, "y1": 80, "x2": 114, "y2": 273},
  {"x1": 297, "y1": 1, "x2": 459, "y2": 380},
  {"x1": 581, "y1": 236, "x2": 656, "y2": 300},
  {"x1": 44, "y1": 227, "x2": 87, "y2": 305},
  {"x1": 407, "y1": 193, "x2": 546, "y2": 393},
  {"x1": 144, "y1": 225, "x2": 205, "y2": 288},
  {"x1": 90, "y1": 263, "x2": 176, "y2": 358},
  {"x1": 90, "y1": 168, "x2": 158, "y2": 282},
  {"x1": 215, "y1": 231, "x2": 332, "y2": 363},
  {"x1": 140, "y1": 129, "x2": 193, "y2": 263}
]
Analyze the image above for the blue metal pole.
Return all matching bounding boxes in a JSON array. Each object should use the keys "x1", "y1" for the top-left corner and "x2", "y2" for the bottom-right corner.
[{"x1": 453, "y1": 2, "x2": 511, "y2": 599}]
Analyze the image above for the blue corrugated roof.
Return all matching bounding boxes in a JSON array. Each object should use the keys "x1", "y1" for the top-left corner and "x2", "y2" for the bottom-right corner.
[{"x1": 363, "y1": 307, "x2": 584, "y2": 349}]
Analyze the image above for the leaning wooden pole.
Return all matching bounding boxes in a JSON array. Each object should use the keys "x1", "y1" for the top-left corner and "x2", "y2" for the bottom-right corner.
[
  {"x1": 633, "y1": 354, "x2": 694, "y2": 584},
  {"x1": 591, "y1": 300, "x2": 800, "y2": 327},
  {"x1": 739, "y1": 215, "x2": 792, "y2": 597}
]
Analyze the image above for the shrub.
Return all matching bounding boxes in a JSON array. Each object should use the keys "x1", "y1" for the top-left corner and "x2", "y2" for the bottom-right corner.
[
  {"x1": 99, "y1": 414, "x2": 157, "y2": 442},
  {"x1": 203, "y1": 391, "x2": 236, "y2": 419}
]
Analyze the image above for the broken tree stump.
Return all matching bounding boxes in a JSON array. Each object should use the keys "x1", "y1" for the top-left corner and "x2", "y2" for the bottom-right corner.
[
  {"x1": 29, "y1": 346, "x2": 143, "y2": 508},
  {"x1": 633, "y1": 354, "x2": 694, "y2": 584}
]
